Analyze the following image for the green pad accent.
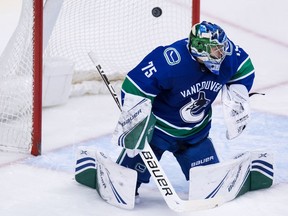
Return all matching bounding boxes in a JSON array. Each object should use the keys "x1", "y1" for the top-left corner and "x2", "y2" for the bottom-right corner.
[
  {"x1": 123, "y1": 117, "x2": 147, "y2": 149},
  {"x1": 250, "y1": 171, "x2": 273, "y2": 191},
  {"x1": 75, "y1": 168, "x2": 97, "y2": 189},
  {"x1": 236, "y1": 170, "x2": 273, "y2": 198},
  {"x1": 236, "y1": 175, "x2": 251, "y2": 198}
]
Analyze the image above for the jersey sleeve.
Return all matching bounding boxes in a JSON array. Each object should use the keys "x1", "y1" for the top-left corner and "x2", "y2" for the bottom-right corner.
[{"x1": 227, "y1": 44, "x2": 255, "y2": 91}]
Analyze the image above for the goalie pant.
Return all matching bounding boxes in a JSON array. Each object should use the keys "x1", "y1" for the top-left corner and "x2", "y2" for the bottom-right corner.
[{"x1": 117, "y1": 129, "x2": 220, "y2": 186}]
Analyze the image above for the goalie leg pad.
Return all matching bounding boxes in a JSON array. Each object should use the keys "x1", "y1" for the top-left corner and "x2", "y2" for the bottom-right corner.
[
  {"x1": 75, "y1": 147, "x2": 138, "y2": 209},
  {"x1": 75, "y1": 146, "x2": 97, "y2": 189},
  {"x1": 96, "y1": 150, "x2": 137, "y2": 209},
  {"x1": 250, "y1": 150, "x2": 274, "y2": 190},
  {"x1": 235, "y1": 151, "x2": 274, "y2": 197},
  {"x1": 189, "y1": 150, "x2": 274, "y2": 202}
]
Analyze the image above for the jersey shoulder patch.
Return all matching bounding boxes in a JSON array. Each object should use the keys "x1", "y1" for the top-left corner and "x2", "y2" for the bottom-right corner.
[{"x1": 163, "y1": 47, "x2": 181, "y2": 66}]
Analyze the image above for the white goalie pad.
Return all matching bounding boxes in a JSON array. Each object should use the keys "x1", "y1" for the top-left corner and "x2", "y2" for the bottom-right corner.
[
  {"x1": 189, "y1": 150, "x2": 274, "y2": 202},
  {"x1": 189, "y1": 152, "x2": 251, "y2": 202},
  {"x1": 222, "y1": 84, "x2": 250, "y2": 139},
  {"x1": 95, "y1": 150, "x2": 137, "y2": 210}
]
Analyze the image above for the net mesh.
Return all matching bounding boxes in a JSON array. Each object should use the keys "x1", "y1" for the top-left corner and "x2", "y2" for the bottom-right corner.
[
  {"x1": 44, "y1": 0, "x2": 192, "y2": 95},
  {"x1": 0, "y1": 0, "x2": 33, "y2": 153}
]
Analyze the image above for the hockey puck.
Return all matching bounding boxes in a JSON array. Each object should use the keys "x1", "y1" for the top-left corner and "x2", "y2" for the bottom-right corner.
[{"x1": 152, "y1": 7, "x2": 162, "y2": 17}]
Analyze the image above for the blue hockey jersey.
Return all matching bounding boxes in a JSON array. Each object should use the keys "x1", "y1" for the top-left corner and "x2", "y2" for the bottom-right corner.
[{"x1": 121, "y1": 38, "x2": 255, "y2": 140}]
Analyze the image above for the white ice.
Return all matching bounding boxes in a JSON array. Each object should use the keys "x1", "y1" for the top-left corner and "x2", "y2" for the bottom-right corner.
[{"x1": 0, "y1": 0, "x2": 288, "y2": 215}]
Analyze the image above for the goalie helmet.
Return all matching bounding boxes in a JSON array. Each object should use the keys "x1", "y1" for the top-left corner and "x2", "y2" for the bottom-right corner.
[{"x1": 189, "y1": 21, "x2": 229, "y2": 75}]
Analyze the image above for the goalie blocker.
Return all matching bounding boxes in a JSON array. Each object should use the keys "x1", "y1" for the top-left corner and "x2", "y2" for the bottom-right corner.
[
  {"x1": 75, "y1": 146, "x2": 273, "y2": 210},
  {"x1": 111, "y1": 93, "x2": 156, "y2": 151}
]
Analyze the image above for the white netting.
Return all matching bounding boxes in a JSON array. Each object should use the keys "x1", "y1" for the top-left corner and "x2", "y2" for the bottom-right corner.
[
  {"x1": 0, "y1": 0, "x2": 34, "y2": 153},
  {"x1": 44, "y1": 0, "x2": 193, "y2": 96}
]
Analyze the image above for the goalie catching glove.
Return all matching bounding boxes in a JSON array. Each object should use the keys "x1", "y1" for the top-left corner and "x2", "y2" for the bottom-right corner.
[
  {"x1": 112, "y1": 93, "x2": 156, "y2": 152},
  {"x1": 222, "y1": 84, "x2": 250, "y2": 140}
]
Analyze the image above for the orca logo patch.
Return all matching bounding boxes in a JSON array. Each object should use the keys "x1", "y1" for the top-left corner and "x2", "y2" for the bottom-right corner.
[{"x1": 180, "y1": 91, "x2": 210, "y2": 123}]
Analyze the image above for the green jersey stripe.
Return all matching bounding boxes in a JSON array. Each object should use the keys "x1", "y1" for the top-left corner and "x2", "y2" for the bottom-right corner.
[
  {"x1": 230, "y1": 57, "x2": 254, "y2": 81},
  {"x1": 122, "y1": 76, "x2": 156, "y2": 101},
  {"x1": 154, "y1": 110, "x2": 212, "y2": 138}
]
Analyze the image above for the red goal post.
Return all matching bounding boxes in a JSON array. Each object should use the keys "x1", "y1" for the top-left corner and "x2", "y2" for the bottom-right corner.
[
  {"x1": 192, "y1": 0, "x2": 200, "y2": 25},
  {"x1": 32, "y1": 0, "x2": 43, "y2": 156},
  {"x1": 0, "y1": 0, "x2": 200, "y2": 156}
]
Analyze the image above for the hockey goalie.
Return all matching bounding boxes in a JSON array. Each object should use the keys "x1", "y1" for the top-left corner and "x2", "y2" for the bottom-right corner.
[{"x1": 74, "y1": 21, "x2": 274, "y2": 212}]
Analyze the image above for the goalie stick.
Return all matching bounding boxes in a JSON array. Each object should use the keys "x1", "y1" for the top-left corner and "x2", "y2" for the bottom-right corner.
[{"x1": 88, "y1": 51, "x2": 224, "y2": 212}]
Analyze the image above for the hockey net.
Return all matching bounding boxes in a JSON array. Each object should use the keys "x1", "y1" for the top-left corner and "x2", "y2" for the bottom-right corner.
[{"x1": 0, "y1": 0, "x2": 199, "y2": 155}]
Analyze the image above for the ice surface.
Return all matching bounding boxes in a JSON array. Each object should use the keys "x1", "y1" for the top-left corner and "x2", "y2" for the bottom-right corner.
[{"x1": 0, "y1": 0, "x2": 288, "y2": 215}]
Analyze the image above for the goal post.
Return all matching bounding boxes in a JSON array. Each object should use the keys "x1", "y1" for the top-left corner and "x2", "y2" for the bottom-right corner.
[
  {"x1": 0, "y1": 0, "x2": 199, "y2": 155},
  {"x1": 192, "y1": 0, "x2": 200, "y2": 25},
  {"x1": 31, "y1": 0, "x2": 43, "y2": 156}
]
